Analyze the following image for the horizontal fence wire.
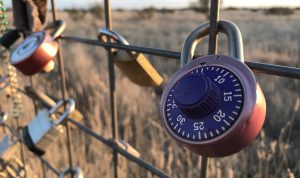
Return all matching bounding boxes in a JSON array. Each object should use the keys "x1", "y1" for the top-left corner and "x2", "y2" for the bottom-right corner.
[
  {"x1": 67, "y1": 118, "x2": 170, "y2": 178},
  {"x1": 39, "y1": 157, "x2": 60, "y2": 176},
  {"x1": 61, "y1": 35, "x2": 300, "y2": 79},
  {"x1": 6, "y1": 1, "x2": 300, "y2": 177}
]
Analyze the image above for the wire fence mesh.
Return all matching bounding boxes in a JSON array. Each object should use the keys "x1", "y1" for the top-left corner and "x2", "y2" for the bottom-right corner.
[{"x1": 2, "y1": 0, "x2": 300, "y2": 178}]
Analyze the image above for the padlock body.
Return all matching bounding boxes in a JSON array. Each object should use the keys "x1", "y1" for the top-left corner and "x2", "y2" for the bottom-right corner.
[
  {"x1": 10, "y1": 32, "x2": 58, "y2": 75},
  {"x1": 23, "y1": 110, "x2": 62, "y2": 155},
  {"x1": 114, "y1": 50, "x2": 163, "y2": 87},
  {"x1": 186, "y1": 84, "x2": 266, "y2": 157},
  {"x1": 161, "y1": 55, "x2": 266, "y2": 157}
]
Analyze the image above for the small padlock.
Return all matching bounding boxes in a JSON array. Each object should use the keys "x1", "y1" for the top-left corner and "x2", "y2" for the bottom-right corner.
[
  {"x1": 0, "y1": 136, "x2": 19, "y2": 162},
  {"x1": 23, "y1": 98, "x2": 75, "y2": 155},
  {"x1": 24, "y1": 86, "x2": 83, "y2": 126},
  {"x1": 10, "y1": 20, "x2": 66, "y2": 75},
  {"x1": 98, "y1": 28, "x2": 163, "y2": 87},
  {"x1": 58, "y1": 167, "x2": 83, "y2": 178},
  {"x1": 160, "y1": 20, "x2": 266, "y2": 157}
]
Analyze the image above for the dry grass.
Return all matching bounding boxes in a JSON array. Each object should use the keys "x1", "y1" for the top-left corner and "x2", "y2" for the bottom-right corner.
[{"x1": 1, "y1": 9, "x2": 300, "y2": 177}]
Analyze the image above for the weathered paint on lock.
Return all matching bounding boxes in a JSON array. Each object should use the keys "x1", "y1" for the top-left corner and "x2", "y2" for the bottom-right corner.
[
  {"x1": 161, "y1": 55, "x2": 266, "y2": 157},
  {"x1": 10, "y1": 20, "x2": 65, "y2": 75}
]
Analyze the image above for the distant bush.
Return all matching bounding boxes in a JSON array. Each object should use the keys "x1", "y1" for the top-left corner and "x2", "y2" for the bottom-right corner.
[
  {"x1": 65, "y1": 8, "x2": 86, "y2": 20},
  {"x1": 250, "y1": 8, "x2": 260, "y2": 12},
  {"x1": 88, "y1": 3, "x2": 103, "y2": 19},
  {"x1": 158, "y1": 8, "x2": 175, "y2": 14},
  {"x1": 189, "y1": 7, "x2": 207, "y2": 13},
  {"x1": 115, "y1": 8, "x2": 125, "y2": 12},
  {"x1": 225, "y1": 7, "x2": 239, "y2": 11},
  {"x1": 264, "y1": 7, "x2": 294, "y2": 15},
  {"x1": 136, "y1": 6, "x2": 156, "y2": 20}
]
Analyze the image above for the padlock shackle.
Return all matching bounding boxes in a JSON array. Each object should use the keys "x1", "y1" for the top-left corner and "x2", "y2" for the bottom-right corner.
[
  {"x1": 98, "y1": 28, "x2": 130, "y2": 45},
  {"x1": 58, "y1": 167, "x2": 83, "y2": 178},
  {"x1": 44, "y1": 19, "x2": 66, "y2": 40},
  {"x1": 181, "y1": 20, "x2": 244, "y2": 66},
  {"x1": 50, "y1": 98, "x2": 75, "y2": 125}
]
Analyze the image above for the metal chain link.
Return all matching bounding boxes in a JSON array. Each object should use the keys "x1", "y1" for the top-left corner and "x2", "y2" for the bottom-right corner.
[
  {"x1": 0, "y1": 0, "x2": 8, "y2": 34},
  {"x1": 0, "y1": 1, "x2": 27, "y2": 178}
]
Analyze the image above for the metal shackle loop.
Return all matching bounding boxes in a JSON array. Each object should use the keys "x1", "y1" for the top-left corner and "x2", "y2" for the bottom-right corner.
[
  {"x1": 45, "y1": 19, "x2": 66, "y2": 39},
  {"x1": 98, "y1": 28, "x2": 136, "y2": 56},
  {"x1": 181, "y1": 20, "x2": 244, "y2": 66},
  {"x1": 58, "y1": 167, "x2": 83, "y2": 178},
  {"x1": 98, "y1": 28, "x2": 130, "y2": 45},
  {"x1": 49, "y1": 98, "x2": 75, "y2": 126}
]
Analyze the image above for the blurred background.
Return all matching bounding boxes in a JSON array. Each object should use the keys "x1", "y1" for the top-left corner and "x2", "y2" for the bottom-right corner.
[{"x1": 1, "y1": 0, "x2": 300, "y2": 177}]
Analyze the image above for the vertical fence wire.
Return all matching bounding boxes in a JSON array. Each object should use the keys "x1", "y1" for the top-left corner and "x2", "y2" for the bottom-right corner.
[
  {"x1": 50, "y1": 0, "x2": 74, "y2": 172},
  {"x1": 200, "y1": 0, "x2": 221, "y2": 177},
  {"x1": 103, "y1": 0, "x2": 119, "y2": 178},
  {"x1": 3, "y1": 0, "x2": 299, "y2": 178},
  {"x1": 0, "y1": 1, "x2": 28, "y2": 176}
]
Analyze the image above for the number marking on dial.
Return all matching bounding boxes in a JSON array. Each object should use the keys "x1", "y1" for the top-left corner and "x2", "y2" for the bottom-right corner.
[{"x1": 165, "y1": 66, "x2": 244, "y2": 141}]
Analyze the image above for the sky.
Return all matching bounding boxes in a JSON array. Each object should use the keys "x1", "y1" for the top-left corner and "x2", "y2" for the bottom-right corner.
[{"x1": 3, "y1": 0, "x2": 300, "y2": 9}]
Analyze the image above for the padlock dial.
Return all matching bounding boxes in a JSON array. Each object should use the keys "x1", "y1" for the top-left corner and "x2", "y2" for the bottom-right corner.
[{"x1": 165, "y1": 66, "x2": 244, "y2": 141}]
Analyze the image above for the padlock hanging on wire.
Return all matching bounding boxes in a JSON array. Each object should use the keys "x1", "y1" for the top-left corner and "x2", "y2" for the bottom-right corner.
[
  {"x1": 23, "y1": 86, "x2": 83, "y2": 127},
  {"x1": 22, "y1": 98, "x2": 75, "y2": 155},
  {"x1": 98, "y1": 28, "x2": 163, "y2": 87},
  {"x1": 160, "y1": 20, "x2": 266, "y2": 157},
  {"x1": 10, "y1": 20, "x2": 66, "y2": 75}
]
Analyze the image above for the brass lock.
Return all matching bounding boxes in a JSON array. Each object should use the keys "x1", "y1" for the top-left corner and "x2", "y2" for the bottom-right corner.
[{"x1": 98, "y1": 28, "x2": 163, "y2": 87}]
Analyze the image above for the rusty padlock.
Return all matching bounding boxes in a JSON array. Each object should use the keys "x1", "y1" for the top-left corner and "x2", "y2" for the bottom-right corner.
[
  {"x1": 160, "y1": 20, "x2": 266, "y2": 157},
  {"x1": 10, "y1": 20, "x2": 66, "y2": 75},
  {"x1": 98, "y1": 28, "x2": 163, "y2": 87},
  {"x1": 22, "y1": 98, "x2": 75, "y2": 155}
]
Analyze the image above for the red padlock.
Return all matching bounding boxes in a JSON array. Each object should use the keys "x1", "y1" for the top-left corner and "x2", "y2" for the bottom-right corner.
[
  {"x1": 160, "y1": 20, "x2": 266, "y2": 157},
  {"x1": 10, "y1": 20, "x2": 66, "y2": 75}
]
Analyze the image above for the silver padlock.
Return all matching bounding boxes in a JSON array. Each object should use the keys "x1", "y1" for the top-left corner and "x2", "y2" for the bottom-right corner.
[
  {"x1": 0, "y1": 136, "x2": 19, "y2": 162},
  {"x1": 58, "y1": 167, "x2": 83, "y2": 178},
  {"x1": 23, "y1": 98, "x2": 75, "y2": 155},
  {"x1": 24, "y1": 86, "x2": 84, "y2": 128},
  {"x1": 98, "y1": 28, "x2": 163, "y2": 87}
]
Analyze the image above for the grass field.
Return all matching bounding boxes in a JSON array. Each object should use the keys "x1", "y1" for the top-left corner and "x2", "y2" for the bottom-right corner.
[{"x1": 1, "y1": 9, "x2": 300, "y2": 178}]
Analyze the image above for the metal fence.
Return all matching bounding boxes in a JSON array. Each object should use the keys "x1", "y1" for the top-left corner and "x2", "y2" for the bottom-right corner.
[{"x1": 5, "y1": 0, "x2": 300, "y2": 178}]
